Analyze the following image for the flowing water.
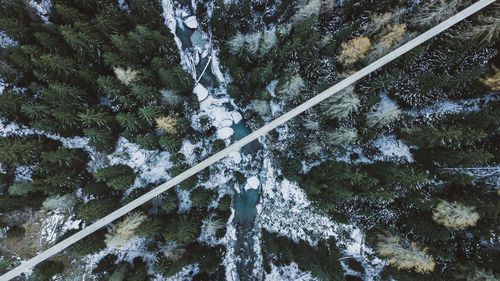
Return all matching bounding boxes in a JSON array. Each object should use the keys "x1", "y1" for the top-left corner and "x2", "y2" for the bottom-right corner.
[{"x1": 166, "y1": 2, "x2": 264, "y2": 279}]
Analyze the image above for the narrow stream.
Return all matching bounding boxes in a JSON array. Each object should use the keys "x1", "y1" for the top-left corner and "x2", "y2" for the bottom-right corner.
[{"x1": 165, "y1": 2, "x2": 264, "y2": 279}]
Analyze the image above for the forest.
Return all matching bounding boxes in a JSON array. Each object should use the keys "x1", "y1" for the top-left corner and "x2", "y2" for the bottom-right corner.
[{"x1": 0, "y1": 0, "x2": 499, "y2": 280}]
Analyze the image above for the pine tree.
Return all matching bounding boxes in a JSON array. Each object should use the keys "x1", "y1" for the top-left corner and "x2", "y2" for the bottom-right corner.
[
  {"x1": 190, "y1": 188, "x2": 217, "y2": 209},
  {"x1": 366, "y1": 97, "x2": 401, "y2": 128},
  {"x1": 161, "y1": 190, "x2": 179, "y2": 214},
  {"x1": 114, "y1": 67, "x2": 139, "y2": 86},
  {"x1": 116, "y1": 112, "x2": 144, "y2": 134},
  {"x1": 480, "y1": 68, "x2": 500, "y2": 90},
  {"x1": 42, "y1": 194, "x2": 76, "y2": 211},
  {"x1": 60, "y1": 25, "x2": 102, "y2": 62},
  {"x1": 403, "y1": 126, "x2": 487, "y2": 149},
  {"x1": 412, "y1": 0, "x2": 462, "y2": 28},
  {"x1": 97, "y1": 76, "x2": 131, "y2": 107},
  {"x1": 43, "y1": 83, "x2": 89, "y2": 108},
  {"x1": 138, "y1": 106, "x2": 159, "y2": 125},
  {"x1": 79, "y1": 109, "x2": 117, "y2": 130},
  {"x1": 164, "y1": 215, "x2": 200, "y2": 244},
  {"x1": 325, "y1": 128, "x2": 357, "y2": 146},
  {"x1": 94, "y1": 165, "x2": 136, "y2": 191},
  {"x1": 156, "y1": 116, "x2": 178, "y2": 135},
  {"x1": 33, "y1": 54, "x2": 76, "y2": 81},
  {"x1": 277, "y1": 75, "x2": 305, "y2": 101},
  {"x1": 0, "y1": 137, "x2": 57, "y2": 165},
  {"x1": 321, "y1": 85, "x2": 359, "y2": 119},
  {"x1": 8, "y1": 181, "x2": 39, "y2": 196},
  {"x1": 338, "y1": 36, "x2": 371, "y2": 66},
  {"x1": 376, "y1": 233, "x2": 435, "y2": 273},
  {"x1": 202, "y1": 213, "x2": 225, "y2": 237},
  {"x1": 432, "y1": 201, "x2": 480, "y2": 230},
  {"x1": 105, "y1": 212, "x2": 147, "y2": 248},
  {"x1": 0, "y1": 90, "x2": 27, "y2": 120},
  {"x1": 84, "y1": 127, "x2": 119, "y2": 153},
  {"x1": 131, "y1": 84, "x2": 160, "y2": 103},
  {"x1": 158, "y1": 66, "x2": 194, "y2": 93},
  {"x1": 158, "y1": 135, "x2": 182, "y2": 152},
  {"x1": 76, "y1": 199, "x2": 120, "y2": 222},
  {"x1": 52, "y1": 4, "x2": 87, "y2": 25},
  {"x1": 249, "y1": 100, "x2": 271, "y2": 117}
]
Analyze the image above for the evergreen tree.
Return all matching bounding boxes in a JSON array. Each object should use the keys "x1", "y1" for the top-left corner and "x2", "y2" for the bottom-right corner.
[
  {"x1": 76, "y1": 199, "x2": 120, "y2": 222},
  {"x1": 94, "y1": 165, "x2": 136, "y2": 191},
  {"x1": 158, "y1": 66, "x2": 195, "y2": 93},
  {"x1": 164, "y1": 215, "x2": 201, "y2": 244}
]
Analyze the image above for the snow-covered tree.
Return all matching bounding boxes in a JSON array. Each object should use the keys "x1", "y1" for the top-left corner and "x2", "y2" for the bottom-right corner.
[
  {"x1": 42, "y1": 194, "x2": 76, "y2": 211},
  {"x1": 260, "y1": 29, "x2": 278, "y2": 55},
  {"x1": 202, "y1": 213, "x2": 225, "y2": 237},
  {"x1": 228, "y1": 32, "x2": 246, "y2": 54},
  {"x1": 305, "y1": 142, "x2": 322, "y2": 156},
  {"x1": 321, "y1": 86, "x2": 359, "y2": 119},
  {"x1": 162, "y1": 241, "x2": 185, "y2": 261},
  {"x1": 8, "y1": 182, "x2": 38, "y2": 196},
  {"x1": 304, "y1": 118, "x2": 320, "y2": 130},
  {"x1": 459, "y1": 13, "x2": 500, "y2": 44},
  {"x1": 160, "y1": 89, "x2": 183, "y2": 106},
  {"x1": 228, "y1": 30, "x2": 277, "y2": 56},
  {"x1": 338, "y1": 36, "x2": 371, "y2": 66},
  {"x1": 432, "y1": 201, "x2": 480, "y2": 230},
  {"x1": 480, "y1": 68, "x2": 500, "y2": 90},
  {"x1": 367, "y1": 23, "x2": 407, "y2": 62},
  {"x1": 366, "y1": 96, "x2": 401, "y2": 128},
  {"x1": 278, "y1": 75, "x2": 305, "y2": 101},
  {"x1": 292, "y1": 0, "x2": 321, "y2": 24},
  {"x1": 245, "y1": 32, "x2": 262, "y2": 55},
  {"x1": 412, "y1": 0, "x2": 462, "y2": 27},
  {"x1": 366, "y1": 8, "x2": 407, "y2": 35},
  {"x1": 155, "y1": 116, "x2": 178, "y2": 135},
  {"x1": 105, "y1": 212, "x2": 147, "y2": 248},
  {"x1": 250, "y1": 100, "x2": 271, "y2": 117},
  {"x1": 376, "y1": 234, "x2": 435, "y2": 273},
  {"x1": 113, "y1": 67, "x2": 139, "y2": 86},
  {"x1": 326, "y1": 128, "x2": 357, "y2": 146}
]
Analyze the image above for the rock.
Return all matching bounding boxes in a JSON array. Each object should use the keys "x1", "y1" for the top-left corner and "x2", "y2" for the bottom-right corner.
[
  {"x1": 229, "y1": 151, "x2": 242, "y2": 164},
  {"x1": 220, "y1": 119, "x2": 233, "y2": 127},
  {"x1": 231, "y1": 111, "x2": 243, "y2": 124},
  {"x1": 217, "y1": 127, "x2": 234, "y2": 139},
  {"x1": 193, "y1": 83, "x2": 209, "y2": 101},
  {"x1": 245, "y1": 176, "x2": 260, "y2": 190},
  {"x1": 184, "y1": 16, "x2": 198, "y2": 29}
]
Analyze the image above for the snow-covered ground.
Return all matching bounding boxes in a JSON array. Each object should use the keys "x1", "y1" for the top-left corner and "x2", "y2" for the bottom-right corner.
[
  {"x1": 260, "y1": 158, "x2": 386, "y2": 279},
  {"x1": 27, "y1": 0, "x2": 52, "y2": 23},
  {"x1": 265, "y1": 262, "x2": 318, "y2": 281}
]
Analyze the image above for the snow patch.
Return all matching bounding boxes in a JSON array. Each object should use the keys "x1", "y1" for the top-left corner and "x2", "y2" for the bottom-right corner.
[
  {"x1": 40, "y1": 211, "x2": 81, "y2": 244},
  {"x1": 184, "y1": 16, "x2": 199, "y2": 29},
  {"x1": 193, "y1": 83, "x2": 209, "y2": 101},
  {"x1": 217, "y1": 127, "x2": 234, "y2": 139},
  {"x1": 245, "y1": 176, "x2": 260, "y2": 190},
  {"x1": 14, "y1": 165, "x2": 34, "y2": 182},
  {"x1": 106, "y1": 137, "x2": 172, "y2": 190},
  {"x1": 372, "y1": 134, "x2": 414, "y2": 162},
  {"x1": 0, "y1": 31, "x2": 17, "y2": 48},
  {"x1": 28, "y1": 0, "x2": 52, "y2": 23},
  {"x1": 265, "y1": 262, "x2": 318, "y2": 281},
  {"x1": 231, "y1": 111, "x2": 243, "y2": 124},
  {"x1": 260, "y1": 158, "x2": 386, "y2": 278}
]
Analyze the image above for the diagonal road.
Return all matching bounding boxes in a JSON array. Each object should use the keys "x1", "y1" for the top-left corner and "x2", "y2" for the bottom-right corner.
[{"x1": 0, "y1": 0, "x2": 495, "y2": 279}]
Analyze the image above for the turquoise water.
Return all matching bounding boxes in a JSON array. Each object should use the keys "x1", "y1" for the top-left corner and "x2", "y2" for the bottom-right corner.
[
  {"x1": 231, "y1": 121, "x2": 261, "y2": 153},
  {"x1": 175, "y1": 17, "x2": 262, "y2": 280}
]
